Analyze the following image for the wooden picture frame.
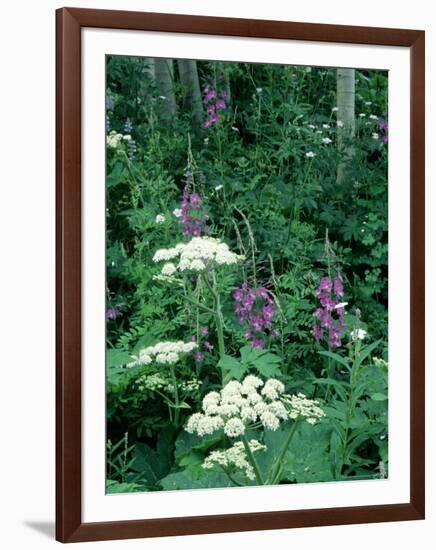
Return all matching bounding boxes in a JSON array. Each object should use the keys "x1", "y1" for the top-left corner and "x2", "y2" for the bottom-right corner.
[{"x1": 56, "y1": 7, "x2": 425, "y2": 543}]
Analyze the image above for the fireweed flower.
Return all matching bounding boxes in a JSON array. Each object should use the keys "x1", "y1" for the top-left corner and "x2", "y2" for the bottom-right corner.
[
  {"x1": 233, "y1": 284, "x2": 277, "y2": 349},
  {"x1": 153, "y1": 236, "x2": 244, "y2": 274},
  {"x1": 312, "y1": 273, "x2": 347, "y2": 348},
  {"x1": 203, "y1": 84, "x2": 228, "y2": 128},
  {"x1": 106, "y1": 304, "x2": 122, "y2": 320},
  {"x1": 127, "y1": 340, "x2": 197, "y2": 368},
  {"x1": 179, "y1": 185, "x2": 208, "y2": 237},
  {"x1": 378, "y1": 118, "x2": 389, "y2": 143}
]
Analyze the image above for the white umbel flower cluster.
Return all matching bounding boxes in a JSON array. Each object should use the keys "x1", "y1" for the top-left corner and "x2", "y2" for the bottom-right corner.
[
  {"x1": 152, "y1": 237, "x2": 244, "y2": 274},
  {"x1": 186, "y1": 375, "x2": 291, "y2": 438},
  {"x1": 127, "y1": 340, "x2": 197, "y2": 368},
  {"x1": 106, "y1": 131, "x2": 131, "y2": 149},
  {"x1": 282, "y1": 393, "x2": 325, "y2": 425},
  {"x1": 203, "y1": 439, "x2": 267, "y2": 481}
]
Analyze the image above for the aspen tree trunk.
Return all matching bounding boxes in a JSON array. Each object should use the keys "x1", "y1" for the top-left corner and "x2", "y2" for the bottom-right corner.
[
  {"x1": 154, "y1": 58, "x2": 177, "y2": 121},
  {"x1": 143, "y1": 58, "x2": 155, "y2": 79},
  {"x1": 336, "y1": 68, "x2": 355, "y2": 184},
  {"x1": 178, "y1": 59, "x2": 204, "y2": 130}
]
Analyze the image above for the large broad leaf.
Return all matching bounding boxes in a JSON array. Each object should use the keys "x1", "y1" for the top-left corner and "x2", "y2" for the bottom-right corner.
[
  {"x1": 255, "y1": 422, "x2": 333, "y2": 484},
  {"x1": 106, "y1": 350, "x2": 136, "y2": 386},
  {"x1": 106, "y1": 162, "x2": 127, "y2": 188},
  {"x1": 218, "y1": 354, "x2": 246, "y2": 382},
  {"x1": 174, "y1": 430, "x2": 223, "y2": 461},
  {"x1": 159, "y1": 470, "x2": 233, "y2": 491},
  {"x1": 106, "y1": 480, "x2": 143, "y2": 494},
  {"x1": 239, "y1": 346, "x2": 282, "y2": 378},
  {"x1": 132, "y1": 438, "x2": 172, "y2": 485}
]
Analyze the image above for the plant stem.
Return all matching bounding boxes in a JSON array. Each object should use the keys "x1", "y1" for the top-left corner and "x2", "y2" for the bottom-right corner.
[
  {"x1": 241, "y1": 435, "x2": 264, "y2": 485},
  {"x1": 268, "y1": 419, "x2": 300, "y2": 485},
  {"x1": 169, "y1": 364, "x2": 180, "y2": 428},
  {"x1": 203, "y1": 271, "x2": 225, "y2": 358}
]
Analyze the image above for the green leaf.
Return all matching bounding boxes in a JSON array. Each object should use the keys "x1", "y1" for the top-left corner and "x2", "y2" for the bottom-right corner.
[
  {"x1": 370, "y1": 393, "x2": 388, "y2": 401},
  {"x1": 218, "y1": 354, "x2": 246, "y2": 381},
  {"x1": 106, "y1": 162, "x2": 126, "y2": 188},
  {"x1": 160, "y1": 471, "x2": 233, "y2": 490},
  {"x1": 355, "y1": 339, "x2": 382, "y2": 369},
  {"x1": 107, "y1": 349, "x2": 132, "y2": 368},
  {"x1": 239, "y1": 346, "x2": 282, "y2": 378},
  {"x1": 132, "y1": 442, "x2": 170, "y2": 482},
  {"x1": 318, "y1": 350, "x2": 350, "y2": 369},
  {"x1": 106, "y1": 480, "x2": 143, "y2": 494},
  {"x1": 313, "y1": 378, "x2": 348, "y2": 402},
  {"x1": 174, "y1": 430, "x2": 222, "y2": 461}
]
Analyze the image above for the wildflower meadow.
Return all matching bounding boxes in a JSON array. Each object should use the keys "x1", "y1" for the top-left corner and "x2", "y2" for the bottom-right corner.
[{"x1": 105, "y1": 56, "x2": 388, "y2": 493}]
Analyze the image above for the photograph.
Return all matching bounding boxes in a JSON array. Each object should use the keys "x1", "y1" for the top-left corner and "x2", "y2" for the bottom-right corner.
[{"x1": 105, "y1": 56, "x2": 389, "y2": 494}]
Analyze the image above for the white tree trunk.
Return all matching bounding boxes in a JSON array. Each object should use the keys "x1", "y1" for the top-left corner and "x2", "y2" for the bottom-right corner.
[
  {"x1": 336, "y1": 68, "x2": 355, "y2": 184},
  {"x1": 154, "y1": 58, "x2": 177, "y2": 120},
  {"x1": 178, "y1": 59, "x2": 204, "y2": 130}
]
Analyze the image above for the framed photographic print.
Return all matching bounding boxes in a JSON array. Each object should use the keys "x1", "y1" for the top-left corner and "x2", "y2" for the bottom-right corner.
[{"x1": 56, "y1": 7, "x2": 425, "y2": 543}]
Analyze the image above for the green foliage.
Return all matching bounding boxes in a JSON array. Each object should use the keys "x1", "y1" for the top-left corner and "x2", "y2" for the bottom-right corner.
[{"x1": 105, "y1": 56, "x2": 388, "y2": 493}]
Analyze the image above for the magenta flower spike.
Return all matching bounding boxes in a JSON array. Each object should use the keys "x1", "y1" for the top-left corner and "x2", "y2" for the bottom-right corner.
[
  {"x1": 312, "y1": 273, "x2": 346, "y2": 348},
  {"x1": 233, "y1": 283, "x2": 276, "y2": 349}
]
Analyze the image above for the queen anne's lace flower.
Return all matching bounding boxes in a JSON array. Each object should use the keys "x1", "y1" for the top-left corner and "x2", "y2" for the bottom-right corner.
[
  {"x1": 127, "y1": 340, "x2": 197, "y2": 368},
  {"x1": 261, "y1": 379, "x2": 285, "y2": 401},
  {"x1": 153, "y1": 236, "x2": 244, "y2": 274},
  {"x1": 203, "y1": 440, "x2": 266, "y2": 480},
  {"x1": 282, "y1": 393, "x2": 325, "y2": 424},
  {"x1": 161, "y1": 262, "x2": 177, "y2": 276},
  {"x1": 187, "y1": 375, "x2": 288, "y2": 437},
  {"x1": 224, "y1": 417, "x2": 246, "y2": 437}
]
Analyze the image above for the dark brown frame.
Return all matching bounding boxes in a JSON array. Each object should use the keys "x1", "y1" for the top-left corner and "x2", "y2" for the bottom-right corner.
[{"x1": 56, "y1": 7, "x2": 425, "y2": 543}]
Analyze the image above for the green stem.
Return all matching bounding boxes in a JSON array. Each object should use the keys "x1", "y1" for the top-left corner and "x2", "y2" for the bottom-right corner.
[
  {"x1": 242, "y1": 435, "x2": 264, "y2": 485},
  {"x1": 203, "y1": 271, "x2": 226, "y2": 358},
  {"x1": 184, "y1": 294, "x2": 215, "y2": 315},
  {"x1": 169, "y1": 364, "x2": 180, "y2": 428},
  {"x1": 268, "y1": 419, "x2": 301, "y2": 485}
]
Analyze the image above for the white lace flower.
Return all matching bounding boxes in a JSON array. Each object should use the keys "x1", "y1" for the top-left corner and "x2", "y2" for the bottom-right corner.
[
  {"x1": 186, "y1": 376, "x2": 291, "y2": 440},
  {"x1": 153, "y1": 236, "x2": 243, "y2": 274},
  {"x1": 224, "y1": 418, "x2": 246, "y2": 438},
  {"x1": 190, "y1": 259, "x2": 206, "y2": 271},
  {"x1": 260, "y1": 411, "x2": 280, "y2": 431},
  {"x1": 106, "y1": 131, "x2": 125, "y2": 149},
  {"x1": 203, "y1": 439, "x2": 266, "y2": 480},
  {"x1": 127, "y1": 340, "x2": 197, "y2": 368},
  {"x1": 153, "y1": 248, "x2": 180, "y2": 262},
  {"x1": 155, "y1": 214, "x2": 166, "y2": 224},
  {"x1": 161, "y1": 262, "x2": 177, "y2": 276},
  {"x1": 173, "y1": 208, "x2": 182, "y2": 218},
  {"x1": 261, "y1": 379, "x2": 285, "y2": 401},
  {"x1": 282, "y1": 393, "x2": 325, "y2": 425},
  {"x1": 241, "y1": 375, "x2": 264, "y2": 394}
]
